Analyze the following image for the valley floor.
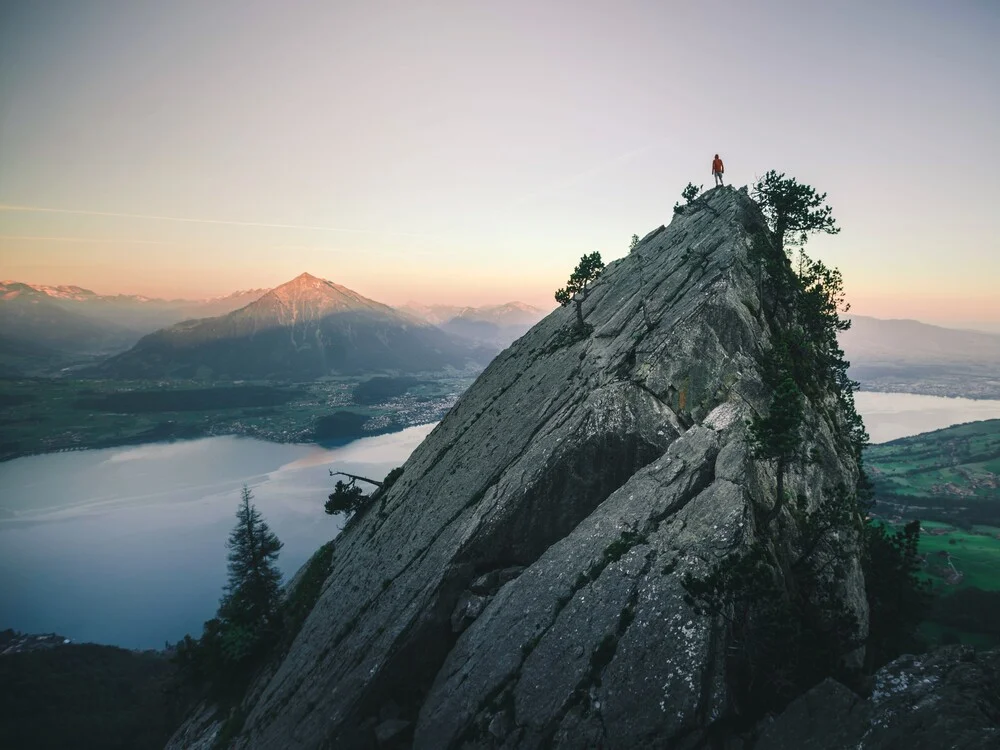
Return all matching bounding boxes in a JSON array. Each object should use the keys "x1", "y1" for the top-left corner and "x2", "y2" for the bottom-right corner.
[{"x1": 0, "y1": 375, "x2": 474, "y2": 462}]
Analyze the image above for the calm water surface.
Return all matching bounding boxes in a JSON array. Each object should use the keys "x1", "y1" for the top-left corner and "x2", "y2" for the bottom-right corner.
[
  {"x1": 855, "y1": 391, "x2": 1000, "y2": 443},
  {"x1": 4, "y1": 392, "x2": 1000, "y2": 649},
  {"x1": 0, "y1": 424, "x2": 435, "y2": 649}
]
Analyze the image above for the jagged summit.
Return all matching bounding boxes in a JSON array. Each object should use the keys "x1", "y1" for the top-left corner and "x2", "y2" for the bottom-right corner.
[{"x1": 171, "y1": 188, "x2": 867, "y2": 748}]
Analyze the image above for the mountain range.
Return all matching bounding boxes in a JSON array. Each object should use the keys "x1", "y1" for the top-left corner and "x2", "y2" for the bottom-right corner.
[
  {"x1": 401, "y1": 301, "x2": 546, "y2": 349},
  {"x1": 0, "y1": 280, "x2": 269, "y2": 332},
  {"x1": 0, "y1": 281, "x2": 270, "y2": 374},
  {"x1": 1, "y1": 278, "x2": 546, "y2": 379},
  {"x1": 9, "y1": 276, "x2": 999, "y2": 392},
  {"x1": 95, "y1": 273, "x2": 493, "y2": 379}
]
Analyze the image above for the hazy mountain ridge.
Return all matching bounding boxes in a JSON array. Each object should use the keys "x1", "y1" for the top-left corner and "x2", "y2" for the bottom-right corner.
[
  {"x1": 402, "y1": 300, "x2": 547, "y2": 349},
  {"x1": 402, "y1": 300, "x2": 545, "y2": 326},
  {"x1": 97, "y1": 273, "x2": 491, "y2": 379},
  {"x1": 0, "y1": 282, "x2": 136, "y2": 356},
  {"x1": 841, "y1": 315, "x2": 1000, "y2": 399},
  {"x1": 0, "y1": 282, "x2": 270, "y2": 374},
  {"x1": 842, "y1": 315, "x2": 1000, "y2": 363}
]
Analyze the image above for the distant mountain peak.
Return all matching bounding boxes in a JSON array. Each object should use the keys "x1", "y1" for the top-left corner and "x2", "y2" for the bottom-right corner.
[
  {"x1": 282, "y1": 271, "x2": 322, "y2": 286},
  {"x1": 98, "y1": 273, "x2": 486, "y2": 379},
  {"x1": 260, "y1": 273, "x2": 383, "y2": 315}
]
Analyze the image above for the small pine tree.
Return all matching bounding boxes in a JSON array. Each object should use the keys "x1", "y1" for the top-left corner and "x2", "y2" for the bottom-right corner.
[
  {"x1": 172, "y1": 486, "x2": 285, "y2": 688},
  {"x1": 673, "y1": 183, "x2": 704, "y2": 214},
  {"x1": 752, "y1": 171, "x2": 839, "y2": 254},
  {"x1": 629, "y1": 234, "x2": 640, "y2": 251},
  {"x1": 324, "y1": 479, "x2": 368, "y2": 516},
  {"x1": 681, "y1": 182, "x2": 702, "y2": 203},
  {"x1": 749, "y1": 376, "x2": 805, "y2": 522},
  {"x1": 220, "y1": 486, "x2": 284, "y2": 653},
  {"x1": 555, "y1": 251, "x2": 605, "y2": 331}
]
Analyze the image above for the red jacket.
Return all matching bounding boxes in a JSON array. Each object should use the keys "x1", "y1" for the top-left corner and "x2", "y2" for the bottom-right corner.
[{"x1": 712, "y1": 157, "x2": 724, "y2": 174}]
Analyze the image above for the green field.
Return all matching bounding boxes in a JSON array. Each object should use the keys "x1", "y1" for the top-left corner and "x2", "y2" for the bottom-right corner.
[
  {"x1": 910, "y1": 521, "x2": 1000, "y2": 592},
  {"x1": 866, "y1": 419, "x2": 1000, "y2": 526},
  {"x1": 875, "y1": 519, "x2": 1000, "y2": 649},
  {"x1": 868, "y1": 420, "x2": 1000, "y2": 648},
  {"x1": 0, "y1": 375, "x2": 474, "y2": 462}
]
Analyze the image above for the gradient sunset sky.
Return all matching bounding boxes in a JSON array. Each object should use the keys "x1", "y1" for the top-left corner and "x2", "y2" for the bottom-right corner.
[{"x1": 1, "y1": 1, "x2": 998, "y2": 327}]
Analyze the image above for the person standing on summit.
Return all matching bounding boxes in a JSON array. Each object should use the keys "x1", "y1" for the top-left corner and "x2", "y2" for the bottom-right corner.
[{"x1": 712, "y1": 154, "x2": 725, "y2": 186}]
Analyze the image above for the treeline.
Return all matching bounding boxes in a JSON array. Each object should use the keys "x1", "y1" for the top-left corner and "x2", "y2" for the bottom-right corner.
[
  {"x1": 929, "y1": 587, "x2": 1000, "y2": 643},
  {"x1": 352, "y1": 376, "x2": 422, "y2": 405},
  {"x1": 0, "y1": 642, "x2": 194, "y2": 750},
  {"x1": 872, "y1": 493, "x2": 1000, "y2": 528},
  {"x1": 72, "y1": 385, "x2": 302, "y2": 413}
]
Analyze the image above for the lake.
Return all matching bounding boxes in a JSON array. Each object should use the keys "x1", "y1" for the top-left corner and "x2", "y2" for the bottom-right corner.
[
  {"x1": 0, "y1": 424, "x2": 436, "y2": 649},
  {"x1": 3, "y1": 391, "x2": 1000, "y2": 649},
  {"x1": 855, "y1": 391, "x2": 1000, "y2": 443}
]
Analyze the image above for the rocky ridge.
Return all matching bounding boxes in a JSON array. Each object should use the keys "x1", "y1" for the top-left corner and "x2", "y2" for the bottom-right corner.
[
  {"x1": 757, "y1": 646, "x2": 1000, "y2": 749},
  {"x1": 172, "y1": 186, "x2": 867, "y2": 748}
]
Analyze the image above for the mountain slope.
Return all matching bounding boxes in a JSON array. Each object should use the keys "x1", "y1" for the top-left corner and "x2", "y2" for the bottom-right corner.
[
  {"x1": 402, "y1": 302, "x2": 547, "y2": 349},
  {"x1": 97, "y1": 274, "x2": 487, "y2": 379},
  {"x1": 189, "y1": 188, "x2": 868, "y2": 749},
  {"x1": 842, "y1": 315, "x2": 1000, "y2": 364},
  {"x1": 0, "y1": 282, "x2": 271, "y2": 373},
  {"x1": 841, "y1": 316, "x2": 1000, "y2": 399},
  {"x1": 0, "y1": 282, "x2": 136, "y2": 355}
]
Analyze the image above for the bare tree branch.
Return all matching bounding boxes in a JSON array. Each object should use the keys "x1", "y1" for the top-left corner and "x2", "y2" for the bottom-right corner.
[{"x1": 328, "y1": 470, "x2": 383, "y2": 488}]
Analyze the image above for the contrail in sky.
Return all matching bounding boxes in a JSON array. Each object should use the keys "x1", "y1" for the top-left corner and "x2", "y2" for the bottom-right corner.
[
  {"x1": 0, "y1": 204, "x2": 433, "y2": 240},
  {"x1": 0, "y1": 235, "x2": 212, "y2": 247}
]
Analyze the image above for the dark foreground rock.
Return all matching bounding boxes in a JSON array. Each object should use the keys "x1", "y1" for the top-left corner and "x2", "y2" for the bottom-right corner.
[
  {"x1": 757, "y1": 646, "x2": 1000, "y2": 749},
  {"x1": 169, "y1": 187, "x2": 867, "y2": 749}
]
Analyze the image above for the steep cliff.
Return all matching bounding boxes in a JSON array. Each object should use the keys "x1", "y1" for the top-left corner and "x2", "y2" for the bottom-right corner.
[{"x1": 187, "y1": 186, "x2": 870, "y2": 748}]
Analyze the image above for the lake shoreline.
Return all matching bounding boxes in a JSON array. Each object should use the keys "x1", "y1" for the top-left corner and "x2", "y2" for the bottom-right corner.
[
  {"x1": 4, "y1": 385, "x2": 1000, "y2": 463},
  {"x1": 0, "y1": 420, "x2": 403, "y2": 465},
  {"x1": 0, "y1": 375, "x2": 474, "y2": 464}
]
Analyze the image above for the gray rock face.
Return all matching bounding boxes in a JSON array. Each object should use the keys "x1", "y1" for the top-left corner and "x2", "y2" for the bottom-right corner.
[
  {"x1": 226, "y1": 187, "x2": 866, "y2": 749},
  {"x1": 756, "y1": 647, "x2": 1000, "y2": 749}
]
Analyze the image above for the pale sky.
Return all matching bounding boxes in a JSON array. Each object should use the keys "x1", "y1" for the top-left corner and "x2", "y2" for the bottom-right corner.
[{"x1": 1, "y1": 0, "x2": 998, "y2": 326}]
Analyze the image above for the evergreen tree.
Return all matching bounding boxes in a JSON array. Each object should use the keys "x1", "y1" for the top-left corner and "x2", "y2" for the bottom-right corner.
[
  {"x1": 681, "y1": 182, "x2": 702, "y2": 203},
  {"x1": 673, "y1": 182, "x2": 703, "y2": 214},
  {"x1": 219, "y1": 486, "x2": 284, "y2": 660},
  {"x1": 748, "y1": 376, "x2": 805, "y2": 522},
  {"x1": 555, "y1": 251, "x2": 604, "y2": 331},
  {"x1": 752, "y1": 171, "x2": 839, "y2": 254},
  {"x1": 324, "y1": 479, "x2": 367, "y2": 516},
  {"x1": 863, "y1": 520, "x2": 931, "y2": 669}
]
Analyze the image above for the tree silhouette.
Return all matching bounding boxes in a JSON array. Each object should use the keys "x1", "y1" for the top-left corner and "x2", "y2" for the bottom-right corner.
[
  {"x1": 681, "y1": 182, "x2": 702, "y2": 203},
  {"x1": 555, "y1": 252, "x2": 605, "y2": 331},
  {"x1": 325, "y1": 479, "x2": 368, "y2": 516},
  {"x1": 749, "y1": 376, "x2": 805, "y2": 522},
  {"x1": 218, "y1": 485, "x2": 284, "y2": 661},
  {"x1": 752, "y1": 171, "x2": 839, "y2": 254}
]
